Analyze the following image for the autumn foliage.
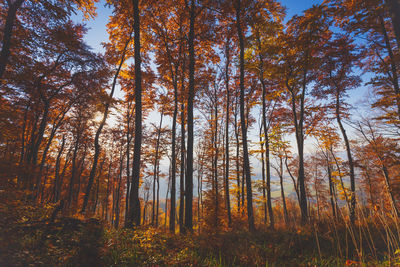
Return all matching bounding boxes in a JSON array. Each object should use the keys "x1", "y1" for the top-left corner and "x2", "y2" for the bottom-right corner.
[{"x1": 1, "y1": 0, "x2": 400, "y2": 265}]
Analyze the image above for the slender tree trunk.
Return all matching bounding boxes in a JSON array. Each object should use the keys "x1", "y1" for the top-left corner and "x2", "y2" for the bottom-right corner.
[
  {"x1": 213, "y1": 88, "x2": 219, "y2": 228},
  {"x1": 326, "y1": 154, "x2": 337, "y2": 220},
  {"x1": 0, "y1": 0, "x2": 24, "y2": 79},
  {"x1": 165, "y1": 165, "x2": 171, "y2": 228},
  {"x1": 114, "y1": 151, "x2": 124, "y2": 229},
  {"x1": 335, "y1": 92, "x2": 356, "y2": 224},
  {"x1": 32, "y1": 100, "x2": 50, "y2": 166},
  {"x1": 236, "y1": 0, "x2": 255, "y2": 231},
  {"x1": 156, "y1": 162, "x2": 160, "y2": 227},
  {"x1": 179, "y1": 104, "x2": 185, "y2": 233},
  {"x1": 105, "y1": 161, "x2": 112, "y2": 223},
  {"x1": 224, "y1": 39, "x2": 232, "y2": 227},
  {"x1": 256, "y1": 29, "x2": 274, "y2": 228},
  {"x1": 82, "y1": 34, "x2": 132, "y2": 213},
  {"x1": 57, "y1": 149, "x2": 71, "y2": 203},
  {"x1": 288, "y1": 71, "x2": 308, "y2": 224},
  {"x1": 92, "y1": 158, "x2": 105, "y2": 214},
  {"x1": 18, "y1": 102, "x2": 30, "y2": 185},
  {"x1": 153, "y1": 109, "x2": 164, "y2": 225},
  {"x1": 67, "y1": 132, "x2": 81, "y2": 209},
  {"x1": 278, "y1": 157, "x2": 289, "y2": 225},
  {"x1": 126, "y1": 0, "x2": 142, "y2": 228},
  {"x1": 234, "y1": 107, "x2": 241, "y2": 211},
  {"x1": 169, "y1": 82, "x2": 178, "y2": 233},
  {"x1": 184, "y1": 0, "x2": 195, "y2": 232},
  {"x1": 259, "y1": 126, "x2": 268, "y2": 224},
  {"x1": 53, "y1": 135, "x2": 65, "y2": 203},
  {"x1": 379, "y1": 15, "x2": 400, "y2": 122},
  {"x1": 385, "y1": 0, "x2": 400, "y2": 49},
  {"x1": 125, "y1": 106, "x2": 133, "y2": 221}
]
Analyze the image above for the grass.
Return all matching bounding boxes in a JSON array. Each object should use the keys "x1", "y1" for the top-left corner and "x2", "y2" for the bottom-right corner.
[{"x1": 1, "y1": 188, "x2": 399, "y2": 266}]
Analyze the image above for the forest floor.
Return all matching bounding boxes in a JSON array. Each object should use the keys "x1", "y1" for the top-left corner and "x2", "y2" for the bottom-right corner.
[{"x1": 0, "y1": 188, "x2": 397, "y2": 266}]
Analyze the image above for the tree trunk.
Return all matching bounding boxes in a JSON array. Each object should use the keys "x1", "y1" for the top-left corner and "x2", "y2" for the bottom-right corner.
[
  {"x1": 185, "y1": 0, "x2": 195, "y2": 232},
  {"x1": 153, "y1": 109, "x2": 164, "y2": 225},
  {"x1": 53, "y1": 135, "x2": 65, "y2": 203},
  {"x1": 114, "y1": 151, "x2": 124, "y2": 229},
  {"x1": 335, "y1": 92, "x2": 356, "y2": 224},
  {"x1": 236, "y1": 0, "x2": 255, "y2": 231},
  {"x1": 385, "y1": 0, "x2": 400, "y2": 49},
  {"x1": 325, "y1": 153, "x2": 337, "y2": 220},
  {"x1": 259, "y1": 126, "x2": 268, "y2": 225},
  {"x1": 67, "y1": 131, "x2": 81, "y2": 209},
  {"x1": 126, "y1": 0, "x2": 142, "y2": 228},
  {"x1": 379, "y1": 15, "x2": 400, "y2": 122},
  {"x1": 82, "y1": 34, "x2": 132, "y2": 213},
  {"x1": 179, "y1": 104, "x2": 185, "y2": 233},
  {"x1": 0, "y1": 0, "x2": 24, "y2": 79},
  {"x1": 224, "y1": 40, "x2": 232, "y2": 227},
  {"x1": 278, "y1": 157, "x2": 289, "y2": 225},
  {"x1": 234, "y1": 105, "x2": 241, "y2": 211},
  {"x1": 213, "y1": 87, "x2": 219, "y2": 228}
]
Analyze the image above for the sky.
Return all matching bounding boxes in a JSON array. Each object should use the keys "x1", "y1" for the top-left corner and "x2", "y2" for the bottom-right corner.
[
  {"x1": 75, "y1": 0, "x2": 323, "y2": 53},
  {"x1": 72, "y1": 0, "x2": 368, "y2": 199}
]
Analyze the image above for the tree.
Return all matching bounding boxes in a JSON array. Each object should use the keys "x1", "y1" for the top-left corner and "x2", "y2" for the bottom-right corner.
[
  {"x1": 278, "y1": 5, "x2": 330, "y2": 224},
  {"x1": 126, "y1": 0, "x2": 142, "y2": 228},
  {"x1": 235, "y1": 0, "x2": 254, "y2": 231},
  {"x1": 314, "y1": 35, "x2": 361, "y2": 223}
]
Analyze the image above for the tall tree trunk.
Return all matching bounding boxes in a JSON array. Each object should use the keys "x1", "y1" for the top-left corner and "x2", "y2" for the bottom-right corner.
[
  {"x1": 256, "y1": 29, "x2": 274, "y2": 228},
  {"x1": 125, "y1": 105, "x2": 133, "y2": 221},
  {"x1": 169, "y1": 80, "x2": 178, "y2": 233},
  {"x1": 385, "y1": 0, "x2": 400, "y2": 49},
  {"x1": 259, "y1": 125, "x2": 267, "y2": 225},
  {"x1": 236, "y1": 0, "x2": 255, "y2": 231},
  {"x1": 114, "y1": 152, "x2": 124, "y2": 228},
  {"x1": 32, "y1": 100, "x2": 50, "y2": 167},
  {"x1": 53, "y1": 135, "x2": 65, "y2": 203},
  {"x1": 278, "y1": 157, "x2": 289, "y2": 225},
  {"x1": 224, "y1": 40, "x2": 232, "y2": 227},
  {"x1": 126, "y1": 0, "x2": 142, "y2": 228},
  {"x1": 265, "y1": 136, "x2": 274, "y2": 228},
  {"x1": 153, "y1": 109, "x2": 164, "y2": 225},
  {"x1": 179, "y1": 104, "x2": 185, "y2": 233},
  {"x1": 185, "y1": 0, "x2": 195, "y2": 232},
  {"x1": 335, "y1": 92, "x2": 356, "y2": 224},
  {"x1": 325, "y1": 153, "x2": 337, "y2": 220},
  {"x1": 234, "y1": 106, "x2": 241, "y2": 211},
  {"x1": 287, "y1": 67, "x2": 308, "y2": 224},
  {"x1": 18, "y1": 102, "x2": 30, "y2": 185},
  {"x1": 82, "y1": 34, "x2": 132, "y2": 213},
  {"x1": 67, "y1": 132, "x2": 80, "y2": 209},
  {"x1": 93, "y1": 157, "x2": 105, "y2": 213},
  {"x1": 213, "y1": 88, "x2": 219, "y2": 228},
  {"x1": 0, "y1": 0, "x2": 24, "y2": 79},
  {"x1": 156, "y1": 161, "x2": 160, "y2": 226},
  {"x1": 105, "y1": 161, "x2": 112, "y2": 222}
]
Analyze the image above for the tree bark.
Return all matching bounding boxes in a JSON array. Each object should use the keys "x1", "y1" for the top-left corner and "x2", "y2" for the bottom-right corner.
[
  {"x1": 152, "y1": 109, "x2": 164, "y2": 225},
  {"x1": 236, "y1": 0, "x2": 255, "y2": 231},
  {"x1": 169, "y1": 74, "x2": 178, "y2": 233},
  {"x1": 0, "y1": 0, "x2": 24, "y2": 79},
  {"x1": 126, "y1": 0, "x2": 142, "y2": 228},
  {"x1": 224, "y1": 39, "x2": 232, "y2": 227},
  {"x1": 259, "y1": 125, "x2": 268, "y2": 225},
  {"x1": 185, "y1": 0, "x2": 195, "y2": 232},
  {"x1": 385, "y1": 0, "x2": 400, "y2": 49},
  {"x1": 53, "y1": 135, "x2": 65, "y2": 203},
  {"x1": 82, "y1": 33, "x2": 132, "y2": 213},
  {"x1": 179, "y1": 104, "x2": 185, "y2": 233},
  {"x1": 335, "y1": 92, "x2": 356, "y2": 224}
]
